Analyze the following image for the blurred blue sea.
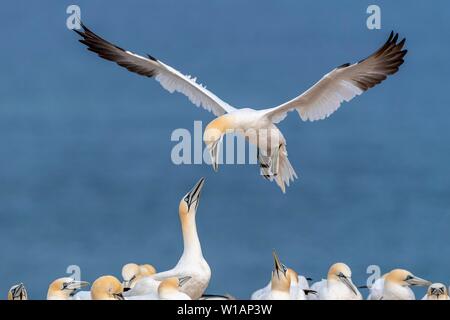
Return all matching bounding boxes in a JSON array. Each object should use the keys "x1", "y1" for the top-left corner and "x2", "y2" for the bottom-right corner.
[{"x1": 0, "y1": 1, "x2": 449, "y2": 298}]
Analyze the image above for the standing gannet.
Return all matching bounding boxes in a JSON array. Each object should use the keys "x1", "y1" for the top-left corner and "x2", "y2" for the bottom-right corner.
[
  {"x1": 251, "y1": 251, "x2": 293, "y2": 300},
  {"x1": 367, "y1": 269, "x2": 431, "y2": 300},
  {"x1": 91, "y1": 275, "x2": 125, "y2": 300},
  {"x1": 251, "y1": 266, "x2": 310, "y2": 300},
  {"x1": 47, "y1": 277, "x2": 90, "y2": 300},
  {"x1": 309, "y1": 263, "x2": 362, "y2": 300},
  {"x1": 126, "y1": 178, "x2": 210, "y2": 300},
  {"x1": 422, "y1": 283, "x2": 449, "y2": 300},
  {"x1": 8, "y1": 283, "x2": 28, "y2": 300},
  {"x1": 158, "y1": 276, "x2": 192, "y2": 300},
  {"x1": 75, "y1": 24, "x2": 407, "y2": 193}
]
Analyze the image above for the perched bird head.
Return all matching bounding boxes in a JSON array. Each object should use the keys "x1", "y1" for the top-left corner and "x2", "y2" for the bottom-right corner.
[
  {"x1": 271, "y1": 251, "x2": 290, "y2": 292},
  {"x1": 203, "y1": 115, "x2": 232, "y2": 172},
  {"x1": 121, "y1": 263, "x2": 141, "y2": 291},
  {"x1": 385, "y1": 269, "x2": 431, "y2": 287},
  {"x1": 139, "y1": 264, "x2": 157, "y2": 277},
  {"x1": 158, "y1": 276, "x2": 191, "y2": 295},
  {"x1": 91, "y1": 275, "x2": 124, "y2": 300},
  {"x1": 8, "y1": 283, "x2": 27, "y2": 300},
  {"x1": 47, "y1": 277, "x2": 90, "y2": 299},
  {"x1": 179, "y1": 178, "x2": 205, "y2": 220},
  {"x1": 327, "y1": 263, "x2": 358, "y2": 296},
  {"x1": 426, "y1": 283, "x2": 448, "y2": 300}
]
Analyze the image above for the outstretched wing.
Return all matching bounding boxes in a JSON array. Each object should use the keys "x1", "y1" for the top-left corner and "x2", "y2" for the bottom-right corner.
[
  {"x1": 264, "y1": 32, "x2": 407, "y2": 123},
  {"x1": 74, "y1": 23, "x2": 235, "y2": 116}
]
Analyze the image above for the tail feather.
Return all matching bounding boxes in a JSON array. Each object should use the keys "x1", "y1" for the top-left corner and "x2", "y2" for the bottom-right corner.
[{"x1": 258, "y1": 144, "x2": 297, "y2": 193}]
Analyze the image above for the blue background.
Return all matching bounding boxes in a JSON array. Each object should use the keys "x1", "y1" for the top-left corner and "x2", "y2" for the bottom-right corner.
[{"x1": 0, "y1": 1, "x2": 449, "y2": 299}]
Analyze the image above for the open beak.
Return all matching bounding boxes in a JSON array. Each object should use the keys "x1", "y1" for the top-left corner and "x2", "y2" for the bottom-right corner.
[
  {"x1": 185, "y1": 178, "x2": 205, "y2": 212},
  {"x1": 208, "y1": 139, "x2": 222, "y2": 172},
  {"x1": 338, "y1": 274, "x2": 358, "y2": 296},
  {"x1": 65, "y1": 280, "x2": 90, "y2": 290},
  {"x1": 407, "y1": 275, "x2": 432, "y2": 287},
  {"x1": 178, "y1": 276, "x2": 192, "y2": 287}
]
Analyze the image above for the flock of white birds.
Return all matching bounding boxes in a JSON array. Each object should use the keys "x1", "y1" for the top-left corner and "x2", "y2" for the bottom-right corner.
[{"x1": 6, "y1": 178, "x2": 449, "y2": 300}]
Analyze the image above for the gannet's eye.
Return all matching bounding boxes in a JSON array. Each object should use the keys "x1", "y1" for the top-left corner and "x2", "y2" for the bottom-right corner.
[
  {"x1": 184, "y1": 196, "x2": 190, "y2": 203},
  {"x1": 405, "y1": 275, "x2": 413, "y2": 281}
]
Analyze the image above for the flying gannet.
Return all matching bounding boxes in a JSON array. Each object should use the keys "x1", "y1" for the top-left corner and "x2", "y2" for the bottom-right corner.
[
  {"x1": 367, "y1": 269, "x2": 431, "y2": 300},
  {"x1": 47, "y1": 277, "x2": 90, "y2": 300},
  {"x1": 8, "y1": 283, "x2": 28, "y2": 300},
  {"x1": 309, "y1": 262, "x2": 362, "y2": 300},
  {"x1": 422, "y1": 283, "x2": 450, "y2": 300},
  {"x1": 75, "y1": 24, "x2": 407, "y2": 192},
  {"x1": 125, "y1": 178, "x2": 211, "y2": 300}
]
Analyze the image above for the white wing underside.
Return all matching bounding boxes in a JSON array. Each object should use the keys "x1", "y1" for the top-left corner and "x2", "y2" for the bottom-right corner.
[
  {"x1": 263, "y1": 32, "x2": 406, "y2": 123},
  {"x1": 75, "y1": 24, "x2": 235, "y2": 117}
]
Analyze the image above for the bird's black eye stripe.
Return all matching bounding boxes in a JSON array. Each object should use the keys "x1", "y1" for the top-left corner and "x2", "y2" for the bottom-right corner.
[{"x1": 405, "y1": 275, "x2": 414, "y2": 281}]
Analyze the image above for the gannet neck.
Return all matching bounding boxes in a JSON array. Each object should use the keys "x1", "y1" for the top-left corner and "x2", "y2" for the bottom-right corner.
[
  {"x1": 178, "y1": 178, "x2": 205, "y2": 261},
  {"x1": 180, "y1": 212, "x2": 203, "y2": 259}
]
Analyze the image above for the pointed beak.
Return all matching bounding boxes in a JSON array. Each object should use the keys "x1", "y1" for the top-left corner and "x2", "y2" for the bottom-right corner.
[
  {"x1": 186, "y1": 177, "x2": 205, "y2": 212},
  {"x1": 407, "y1": 275, "x2": 432, "y2": 287},
  {"x1": 272, "y1": 251, "x2": 286, "y2": 276},
  {"x1": 339, "y1": 274, "x2": 358, "y2": 296},
  {"x1": 178, "y1": 276, "x2": 192, "y2": 287},
  {"x1": 65, "y1": 280, "x2": 90, "y2": 290}
]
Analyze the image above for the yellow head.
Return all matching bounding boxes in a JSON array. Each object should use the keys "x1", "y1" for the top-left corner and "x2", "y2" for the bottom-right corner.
[
  {"x1": 140, "y1": 264, "x2": 157, "y2": 276},
  {"x1": 158, "y1": 276, "x2": 191, "y2": 295},
  {"x1": 179, "y1": 178, "x2": 205, "y2": 223},
  {"x1": 327, "y1": 262, "x2": 358, "y2": 296},
  {"x1": 47, "y1": 277, "x2": 90, "y2": 300},
  {"x1": 385, "y1": 269, "x2": 431, "y2": 287},
  {"x1": 8, "y1": 283, "x2": 27, "y2": 300},
  {"x1": 203, "y1": 115, "x2": 233, "y2": 171},
  {"x1": 121, "y1": 263, "x2": 141, "y2": 291},
  {"x1": 91, "y1": 275, "x2": 124, "y2": 300}
]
